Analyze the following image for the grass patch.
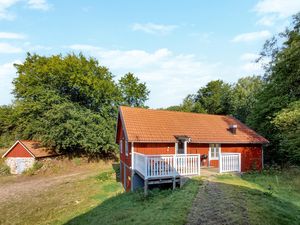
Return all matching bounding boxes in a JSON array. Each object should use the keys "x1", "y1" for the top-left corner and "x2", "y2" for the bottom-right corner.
[
  {"x1": 65, "y1": 177, "x2": 202, "y2": 225},
  {"x1": 23, "y1": 161, "x2": 44, "y2": 176},
  {"x1": 0, "y1": 149, "x2": 10, "y2": 176},
  {"x1": 214, "y1": 168, "x2": 300, "y2": 225},
  {"x1": 0, "y1": 163, "x2": 201, "y2": 225}
]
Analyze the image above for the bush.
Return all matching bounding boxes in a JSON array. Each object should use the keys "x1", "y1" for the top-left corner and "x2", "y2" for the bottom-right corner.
[
  {"x1": 0, "y1": 163, "x2": 10, "y2": 175},
  {"x1": 24, "y1": 161, "x2": 43, "y2": 176}
]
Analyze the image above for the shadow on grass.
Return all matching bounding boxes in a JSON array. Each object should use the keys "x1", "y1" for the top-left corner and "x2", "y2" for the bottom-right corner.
[
  {"x1": 65, "y1": 177, "x2": 300, "y2": 225},
  {"x1": 64, "y1": 178, "x2": 202, "y2": 225}
]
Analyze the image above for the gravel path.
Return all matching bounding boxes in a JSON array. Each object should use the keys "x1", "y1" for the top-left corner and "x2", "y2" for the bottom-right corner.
[{"x1": 187, "y1": 179, "x2": 250, "y2": 225}]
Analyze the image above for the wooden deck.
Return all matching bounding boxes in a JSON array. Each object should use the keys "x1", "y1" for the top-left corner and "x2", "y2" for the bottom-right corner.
[{"x1": 133, "y1": 153, "x2": 201, "y2": 194}]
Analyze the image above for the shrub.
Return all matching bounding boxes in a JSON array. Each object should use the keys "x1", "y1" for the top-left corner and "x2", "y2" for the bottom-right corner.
[
  {"x1": 0, "y1": 164, "x2": 10, "y2": 175},
  {"x1": 24, "y1": 161, "x2": 43, "y2": 176}
]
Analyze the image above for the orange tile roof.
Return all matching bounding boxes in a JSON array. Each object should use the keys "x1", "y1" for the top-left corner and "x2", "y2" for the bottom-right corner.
[
  {"x1": 119, "y1": 106, "x2": 268, "y2": 144},
  {"x1": 19, "y1": 140, "x2": 58, "y2": 158}
]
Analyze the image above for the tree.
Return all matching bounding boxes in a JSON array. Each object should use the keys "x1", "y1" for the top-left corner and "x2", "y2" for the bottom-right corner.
[
  {"x1": 248, "y1": 13, "x2": 300, "y2": 164},
  {"x1": 272, "y1": 101, "x2": 300, "y2": 164},
  {"x1": 11, "y1": 53, "x2": 121, "y2": 155},
  {"x1": 118, "y1": 73, "x2": 150, "y2": 107},
  {"x1": 195, "y1": 80, "x2": 233, "y2": 115},
  {"x1": 165, "y1": 95, "x2": 206, "y2": 113},
  {"x1": 231, "y1": 76, "x2": 264, "y2": 123}
]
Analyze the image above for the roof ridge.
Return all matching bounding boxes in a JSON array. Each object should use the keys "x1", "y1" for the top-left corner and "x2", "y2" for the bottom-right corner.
[{"x1": 119, "y1": 105, "x2": 229, "y2": 117}]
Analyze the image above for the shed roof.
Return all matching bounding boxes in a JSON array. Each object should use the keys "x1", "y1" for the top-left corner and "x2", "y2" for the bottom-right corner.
[
  {"x1": 118, "y1": 106, "x2": 269, "y2": 144},
  {"x1": 2, "y1": 140, "x2": 58, "y2": 158}
]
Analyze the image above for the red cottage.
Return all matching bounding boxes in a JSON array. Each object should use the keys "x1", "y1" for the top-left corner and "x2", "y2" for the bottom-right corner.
[{"x1": 116, "y1": 106, "x2": 268, "y2": 192}]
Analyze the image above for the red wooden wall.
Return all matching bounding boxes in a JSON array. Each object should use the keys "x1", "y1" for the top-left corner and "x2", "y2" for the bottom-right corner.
[{"x1": 5, "y1": 143, "x2": 32, "y2": 158}]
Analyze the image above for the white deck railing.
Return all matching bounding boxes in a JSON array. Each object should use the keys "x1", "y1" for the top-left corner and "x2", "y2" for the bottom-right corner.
[
  {"x1": 133, "y1": 153, "x2": 200, "y2": 179},
  {"x1": 219, "y1": 153, "x2": 241, "y2": 173}
]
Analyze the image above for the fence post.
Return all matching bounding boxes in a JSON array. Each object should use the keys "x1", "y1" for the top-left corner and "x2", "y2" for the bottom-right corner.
[
  {"x1": 198, "y1": 154, "x2": 201, "y2": 175},
  {"x1": 144, "y1": 156, "x2": 148, "y2": 179},
  {"x1": 173, "y1": 154, "x2": 176, "y2": 176},
  {"x1": 219, "y1": 152, "x2": 222, "y2": 173},
  {"x1": 238, "y1": 153, "x2": 241, "y2": 172}
]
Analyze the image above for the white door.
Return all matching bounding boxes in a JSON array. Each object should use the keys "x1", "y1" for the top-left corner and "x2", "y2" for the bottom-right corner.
[{"x1": 16, "y1": 158, "x2": 27, "y2": 174}]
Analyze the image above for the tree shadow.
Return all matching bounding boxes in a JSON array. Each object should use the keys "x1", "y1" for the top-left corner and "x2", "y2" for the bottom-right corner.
[{"x1": 63, "y1": 179, "x2": 299, "y2": 225}]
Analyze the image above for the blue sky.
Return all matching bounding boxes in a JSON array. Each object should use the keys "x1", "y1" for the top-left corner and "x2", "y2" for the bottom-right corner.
[{"x1": 0, "y1": 0, "x2": 299, "y2": 108}]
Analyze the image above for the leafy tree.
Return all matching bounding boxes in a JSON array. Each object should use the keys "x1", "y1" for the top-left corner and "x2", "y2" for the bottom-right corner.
[
  {"x1": 11, "y1": 53, "x2": 121, "y2": 155},
  {"x1": 118, "y1": 73, "x2": 150, "y2": 107},
  {"x1": 272, "y1": 101, "x2": 300, "y2": 164},
  {"x1": 195, "y1": 80, "x2": 233, "y2": 115},
  {"x1": 166, "y1": 95, "x2": 206, "y2": 113},
  {"x1": 231, "y1": 76, "x2": 264, "y2": 123},
  {"x1": 248, "y1": 13, "x2": 300, "y2": 164}
]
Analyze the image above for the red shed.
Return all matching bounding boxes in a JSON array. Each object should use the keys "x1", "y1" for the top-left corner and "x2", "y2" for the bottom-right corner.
[
  {"x1": 116, "y1": 106, "x2": 269, "y2": 192},
  {"x1": 2, "y1": 140, "x2": 58, "y2": 174}
]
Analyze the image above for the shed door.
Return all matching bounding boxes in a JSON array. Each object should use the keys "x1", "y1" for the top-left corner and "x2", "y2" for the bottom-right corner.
[{"x1": 16, "y1": 158, "x2": 27, "y2": 174}]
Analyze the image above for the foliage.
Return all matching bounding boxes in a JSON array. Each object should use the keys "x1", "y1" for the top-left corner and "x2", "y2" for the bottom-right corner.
[
  {"x1": 272, "y1": 101, "x2": 300, "y2": 164},
  {"x1": 0, "y1": 158, "x2": 10, "y2": 175},
  {"x1": 0, "y1": 53, "x2": 151, "y2": 155},
  {"x1": 23, "y1": 161, "x2": 43, "y2": 176},
  {"x1": 166, "y1": 95, "x2": 206, "y2": 113},
  {"x1": 195, "y1": 80, "x2": 233, "y2": 115},
  {"x1": 247, "y1": 13, "x2": 300, "y2": 164},
  {"x1": 231, "y1": 76, "x2": 264, "y2": 122},
  {"x1": 118, "y1": 73, "x2": 150, "y2": 107}
]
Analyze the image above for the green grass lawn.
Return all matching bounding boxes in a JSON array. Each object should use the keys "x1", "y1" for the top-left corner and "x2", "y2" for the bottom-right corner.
[
  {"x1": 1, "y1": 164, "x2": 299, "y2": 225},
  {"x1": 0, "y1": 167, "x2": 201, "y2": 225},
  {"x1": 214, "y1": 167, "x2": 300, "y2": 225}
]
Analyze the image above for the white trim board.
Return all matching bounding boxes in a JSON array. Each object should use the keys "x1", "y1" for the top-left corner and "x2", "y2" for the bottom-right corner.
[{"x1": 2, "y1": 140, "x2": 36, "y2": 159}]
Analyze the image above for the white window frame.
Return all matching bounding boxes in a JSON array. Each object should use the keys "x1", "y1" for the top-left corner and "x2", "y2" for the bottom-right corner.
[
  {"x1": 119, "y1": 139, "x2": 123, "y2": 153},
  {"x1": 125, "y1": 140, "x2": 128, "y2": 156},
  {"x1": 209, "y1": 144, "x2": 221, "y2": 160}
]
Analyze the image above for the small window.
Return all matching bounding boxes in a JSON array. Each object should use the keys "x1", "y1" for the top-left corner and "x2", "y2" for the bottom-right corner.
[
  {"x1": 119, "y1": 139, "x2": 123, "y2": 153},
  {"x1": 210, "y1": 144, "x2": 220, "y2": 159},
  {"x1": 125, "y1": 140, "x2": 128, "y2": 156}
]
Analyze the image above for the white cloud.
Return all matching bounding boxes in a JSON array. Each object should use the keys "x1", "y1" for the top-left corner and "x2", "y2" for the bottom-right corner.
[
  {"x1": 0, "y1": 0, "x2": 19, "y2": 20},
  {"x1": 27, "y1": 0, "x2": 50, "y2": 11},
  {"x1": 0, "y1": 60, "x2": 21, "y2": 105},
  {"x1": 231, "y1": 30, "x2": 271, "y2": 42},
  {"x1": 0, "y1": 32, "x2": 26, "y2": 39},
  {"x1": 239, "y1": 52, "x2": 269, "y2": 75},
  {"x1": 67, "y1": 44, "x2": 224, "y2": 107},
  {"x1": 0, "y1": 0, "x2": 50, "y2": 20},
  {"x1": 254, "y1": 0, "x2": 300, "y2": 27},
  {"x1": 0, "y1": 42, "x2": 22, "y2": 53},
  {"x1": 240, "y1": 53, "x2": 260, "y2": 61},
  {"x1": 256, "y1": 16, "x2": 277, "y2": 26},
  {"x1": 254, "y1": 0, "x2": 300, "y2": 18},
  {"x1": 131, "y1": 23, "x2": 178, "y2": 35}
]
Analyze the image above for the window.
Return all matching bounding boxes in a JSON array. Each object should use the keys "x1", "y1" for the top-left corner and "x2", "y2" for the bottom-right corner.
[
  {"x1": 119, "y1": 139, "x2": 123, "y2": 153},
  {"x1": 210, "y1": 144, "x2": 220, "y2": 159},
  {"x1": 125, "y1": 140, "x2": 128, "y2": 156}
]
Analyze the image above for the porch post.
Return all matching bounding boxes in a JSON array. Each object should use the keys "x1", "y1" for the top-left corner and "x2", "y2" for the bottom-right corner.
[
  {"x1": 219, "y1": 152, "x2": 222, "y2": 173},
  {"x1": 198, "y1": 154, "x2": 201, "y2": 175},
  {"x1": 131, "y1": 142, "x2": 134, "y2": 192},
  {"x1": 144, "y1": 156, "x2": 147, "y2": 178}
]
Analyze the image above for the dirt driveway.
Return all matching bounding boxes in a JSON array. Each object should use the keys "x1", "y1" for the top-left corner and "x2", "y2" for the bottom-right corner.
[{"x1": 0, "y1": 170, "x2": 98, "y2": 204}]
